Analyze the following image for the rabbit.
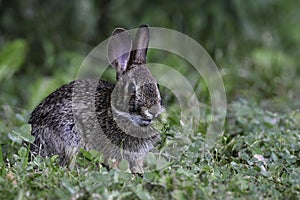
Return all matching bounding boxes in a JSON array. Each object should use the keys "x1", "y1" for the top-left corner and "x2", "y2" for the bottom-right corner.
[{"x1": 28, "y1": 25, "x2": 164, "y2": 173}]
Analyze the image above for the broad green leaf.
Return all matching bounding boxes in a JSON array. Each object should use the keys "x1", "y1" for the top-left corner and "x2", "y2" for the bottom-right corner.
[
  {"x1": 0, "y1": 39, "x2": 27, "y2": 82},
  {"x1": 118, "y1": 160, "x2": 129, "y2": 171},
  {"x1": 156, "y1": 157, "x2": 169, "y2": 170},
  {"x1": 18, "y1": 146, "x2": 29, "y2": 169},
  {"x1": 144, "y1": 152, "x2": 156, "y2": 167},
  {"x1": 8, "y1": 124, "x2": 34, "y2": 143},
  {"x1": 172, "y1": 190, "x2": 186, "y2": 200},
  {"x1": 130, "y1": 185, "x2": 152, "y2": 200}
]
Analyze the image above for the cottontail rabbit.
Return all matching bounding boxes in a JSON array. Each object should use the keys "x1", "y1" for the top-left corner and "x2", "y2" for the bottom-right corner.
[{"x1": 29, "y1": 25, "x2": 164, "y2": 173}]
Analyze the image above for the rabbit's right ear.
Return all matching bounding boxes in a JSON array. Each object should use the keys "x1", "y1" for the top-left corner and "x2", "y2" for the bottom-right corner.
[
  {"x1": 108, "y1": 28, "x2": 132, "y2": 80},
  {"x1": 130, "y1": 24, "x2": 150, "y2": 65}
]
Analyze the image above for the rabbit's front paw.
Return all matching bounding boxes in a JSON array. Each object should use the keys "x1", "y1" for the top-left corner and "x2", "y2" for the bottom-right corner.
[{"x1": 130, "y1": 158, "x2": 144, "y2": 174}]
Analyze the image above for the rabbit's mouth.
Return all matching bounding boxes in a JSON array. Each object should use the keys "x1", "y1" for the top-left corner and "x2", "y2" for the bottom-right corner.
[
  {"x1": 131, "y1": 115, "x2": 153, "y2": 127},
  {"x1": 111, "y1": 106, "x2": 154, "y2": 126}
]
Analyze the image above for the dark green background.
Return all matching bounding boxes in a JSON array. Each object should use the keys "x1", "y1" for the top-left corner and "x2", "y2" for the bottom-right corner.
[{"x1": 1, "y1": 0, "x2": 299, "y2": 111}]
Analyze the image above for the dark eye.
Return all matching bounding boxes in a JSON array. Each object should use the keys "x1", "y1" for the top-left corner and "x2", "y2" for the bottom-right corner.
[
  {"x1": 128, "y1": 82, "x2": 136, "y2": 94},
  {"x1": 157, "y1": 84, "x2": 160, "y2": 89}
]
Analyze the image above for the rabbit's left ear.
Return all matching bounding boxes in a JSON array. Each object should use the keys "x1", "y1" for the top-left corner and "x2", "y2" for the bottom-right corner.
[
  {"x1": 130, "y1": 24, "x2": 150, "y2": 65},
  {"x1": 108, "y1": 28, "x2": 132, "y2": 80}
]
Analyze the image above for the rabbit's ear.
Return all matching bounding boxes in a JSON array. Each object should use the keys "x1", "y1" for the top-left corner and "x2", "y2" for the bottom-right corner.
[
  {"x1": 130, "y1": 24, "x2": 150, "y2": 64},
  {"x1": 108, "y1": 28, "x2": 132, "y2": 79}
]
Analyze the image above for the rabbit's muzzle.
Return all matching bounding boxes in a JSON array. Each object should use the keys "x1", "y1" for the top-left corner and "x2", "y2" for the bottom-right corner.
[{"x1": 132, "y1": 104, "x2": 164, "y2": 126}]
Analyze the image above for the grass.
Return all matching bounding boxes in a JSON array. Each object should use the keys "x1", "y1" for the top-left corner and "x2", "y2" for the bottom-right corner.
[{"x1": 0, "y1": 98, "x2": 299, "y2": 199}]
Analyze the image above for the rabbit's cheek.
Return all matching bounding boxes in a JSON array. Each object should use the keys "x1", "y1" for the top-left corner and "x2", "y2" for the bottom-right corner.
[{"x1": 128, "y1": 95, "x2": 137, "y2": 113}]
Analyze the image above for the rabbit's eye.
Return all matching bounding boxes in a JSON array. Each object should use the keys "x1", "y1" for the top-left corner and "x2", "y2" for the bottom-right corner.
[
  {"x1": 127, "y1": 82, "x2": 136, "y2": 94},
  {"x1": 157, "y1": 84, "x2": 160, "y2": 89}
]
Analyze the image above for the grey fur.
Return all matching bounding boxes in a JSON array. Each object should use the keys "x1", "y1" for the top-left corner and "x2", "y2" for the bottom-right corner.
[{"x1": 29, "y1": 25, "x2": 164, "y2": 173}]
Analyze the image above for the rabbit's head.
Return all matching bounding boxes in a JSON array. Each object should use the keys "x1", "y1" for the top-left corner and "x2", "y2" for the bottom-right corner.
[{"x1": 108, "y1": 25, "x2": 164, "y2": 127}]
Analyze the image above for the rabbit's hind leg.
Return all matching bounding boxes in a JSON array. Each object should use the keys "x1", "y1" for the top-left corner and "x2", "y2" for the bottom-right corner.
[{"x1": 30, "y1": 125, "x2": 79, "y2": 167}]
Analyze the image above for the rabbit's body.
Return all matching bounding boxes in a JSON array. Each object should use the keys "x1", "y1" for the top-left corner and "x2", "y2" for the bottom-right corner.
[
  {"x1": 29, "y1": 25, "x2": 163, "y2": 173},
  {"x1": 29, "y1": 79, "x2": 160, "y2": 169}
]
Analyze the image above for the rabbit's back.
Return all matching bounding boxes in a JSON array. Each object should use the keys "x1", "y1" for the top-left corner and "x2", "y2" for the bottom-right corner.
[{"x1": 29, "y1": 80, "x2": 115, "y2": 164}]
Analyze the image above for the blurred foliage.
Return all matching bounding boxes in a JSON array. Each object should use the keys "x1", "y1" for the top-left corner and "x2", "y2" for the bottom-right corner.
[
  {"x1": 0, "y1": 0, "x2": 299, "y2": 110},
  {"x1": 0, "y1": 39, "x2": 27, "y2": 82}
]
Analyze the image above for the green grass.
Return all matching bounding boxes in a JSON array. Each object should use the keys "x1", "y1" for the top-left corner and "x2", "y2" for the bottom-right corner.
[{"x1": 0, "y1": 99, "x2": 299, "y2": 199}]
